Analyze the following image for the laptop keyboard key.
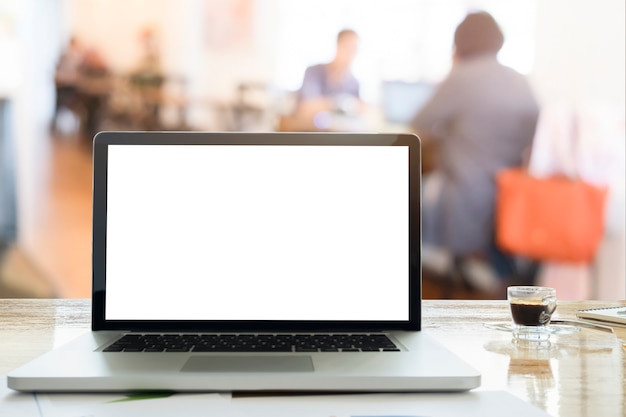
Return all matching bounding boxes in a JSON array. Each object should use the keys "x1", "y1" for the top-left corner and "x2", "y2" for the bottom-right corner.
[{"x1": 295, "y1": 348, "x2": 318, "y2": 352}]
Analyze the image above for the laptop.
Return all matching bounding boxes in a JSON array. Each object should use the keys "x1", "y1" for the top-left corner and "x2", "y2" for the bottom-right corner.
[
  {"x1": 8, "y1": 131, "x2": 480, "y2": 392},
  {"x1": 381, "y1": 81, "x2": 435, "y2": 125}
]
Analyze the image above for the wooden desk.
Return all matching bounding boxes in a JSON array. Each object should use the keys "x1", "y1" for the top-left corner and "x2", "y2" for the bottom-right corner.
[{"x1": 1, "y1": 299, "x2": 624, "y2": 417}]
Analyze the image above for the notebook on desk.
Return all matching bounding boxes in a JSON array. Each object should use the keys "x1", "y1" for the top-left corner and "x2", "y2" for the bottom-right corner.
[
  {"x1": 577, "y1": 306, "x2": 626, "y2": 327},
  {"x1": 8, "y1": 131, "x2": 480, "y2": 392}
]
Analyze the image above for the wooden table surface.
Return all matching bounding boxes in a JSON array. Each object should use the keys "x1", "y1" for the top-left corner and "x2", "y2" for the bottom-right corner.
[{"x1": 1, "y1": 298, "x2": 625, "y2": 417}]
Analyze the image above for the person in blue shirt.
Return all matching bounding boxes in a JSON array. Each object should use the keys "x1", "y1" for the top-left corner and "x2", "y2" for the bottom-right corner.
[{"x1": 287, "y1": 29, "x2": 362, "y2": 131}]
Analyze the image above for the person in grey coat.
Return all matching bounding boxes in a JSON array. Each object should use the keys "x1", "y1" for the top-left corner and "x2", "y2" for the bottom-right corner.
[{"x1": 411, "y1": 12, "x2": 540, "y2": 289}]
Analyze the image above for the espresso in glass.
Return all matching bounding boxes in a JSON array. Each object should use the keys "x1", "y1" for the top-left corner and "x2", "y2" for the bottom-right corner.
[
  {"x1": 507, "y1": 286, "x2": 557, "y2": 341},
  {"x1": 510, "y1": 299, "x2": 553, "y2": 326}
]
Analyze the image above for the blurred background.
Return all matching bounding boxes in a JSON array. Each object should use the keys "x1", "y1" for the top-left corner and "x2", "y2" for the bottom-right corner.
[{"x1": 0, "y1": 0, "x2": 624, "y2": 300}]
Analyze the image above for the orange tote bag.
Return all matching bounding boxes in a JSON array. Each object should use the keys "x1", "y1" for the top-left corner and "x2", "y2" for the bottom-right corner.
[{"x1": 495, "y1": 168, "x2": 607, "y2": 263}]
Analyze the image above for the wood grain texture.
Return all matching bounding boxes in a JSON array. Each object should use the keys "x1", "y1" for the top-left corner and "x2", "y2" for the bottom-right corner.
[{"x1": 1, "y1": 299, "x2": 625, "y2": 417}]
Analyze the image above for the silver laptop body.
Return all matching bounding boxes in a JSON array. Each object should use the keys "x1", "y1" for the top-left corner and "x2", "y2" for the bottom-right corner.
[{"x1": 8, "y1": 131, "x2": 480, "y2": 392}]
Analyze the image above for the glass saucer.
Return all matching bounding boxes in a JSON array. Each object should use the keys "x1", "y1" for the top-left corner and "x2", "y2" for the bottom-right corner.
[{"x1": 484, "y1": 322, "x2": 580, "y2": 340}]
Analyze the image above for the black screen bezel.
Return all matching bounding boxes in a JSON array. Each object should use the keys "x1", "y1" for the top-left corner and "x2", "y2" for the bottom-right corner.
[{"x1": 92, "y1": 131, "x2": 422, "y2": 331}]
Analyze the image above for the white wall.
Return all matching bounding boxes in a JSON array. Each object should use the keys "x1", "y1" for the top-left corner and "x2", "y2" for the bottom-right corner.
[
  {"x1": 530, "y1": 0, "x2": 625, "y2": 299},
  {"x1": 531, "y1": 0, "x2": 625, "y2": 107},
  {"x1": 11, "y1": 0, "x2": 62, "y2": 267}
]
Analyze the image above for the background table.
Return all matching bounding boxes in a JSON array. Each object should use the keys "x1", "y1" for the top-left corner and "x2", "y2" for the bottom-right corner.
[{"x1": 1, "y1": 299, "x2": 625, "y2": 417}]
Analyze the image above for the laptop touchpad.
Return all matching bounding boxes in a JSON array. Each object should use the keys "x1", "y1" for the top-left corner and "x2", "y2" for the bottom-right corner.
[{"x1": 181, "y1": 356, "x2": 314, "y2": 373}]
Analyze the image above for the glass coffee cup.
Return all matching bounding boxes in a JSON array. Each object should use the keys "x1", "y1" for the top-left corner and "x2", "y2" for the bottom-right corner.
[{"x1": 507, "y1": 286, "x2": 557, "y2": 341}]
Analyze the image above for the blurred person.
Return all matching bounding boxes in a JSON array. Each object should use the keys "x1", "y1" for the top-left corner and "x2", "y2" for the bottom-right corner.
[
  {"x1": 78, "y1": 44, "x2": 110, "y2": 140},
  {"x1": 130, "y1": 26, "x2": 164, "y2": 129},
  {"x1": 53, "y1": 36, "x2": 85, "y2": 131},
  {"x1": 411, "y1": 12, "x2": 540, "y2": 294},
  {"x1": 287, "y1": 29, "x2": 363, "y2": 131},
  {"x1": 53, "y1": 36, "x2": 111, "y2": 139},
  {"x1": 131, "y1": 26, "x2": 163, "y2": 85},
  {"x1": 81, "y1": 45, "x2": 109, "y2": 77}
]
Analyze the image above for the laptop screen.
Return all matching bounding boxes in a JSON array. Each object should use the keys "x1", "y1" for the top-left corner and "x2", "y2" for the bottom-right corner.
[
  {"x1": 381, "y1": 81, "x2": 435, "y2": 125},
  {"x1": 92, "y1": 132, "x2": 421, "y2": 331}
]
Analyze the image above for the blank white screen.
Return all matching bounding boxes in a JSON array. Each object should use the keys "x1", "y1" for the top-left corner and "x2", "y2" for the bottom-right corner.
[{"x1": 105, "y1": 145, "x2": 409, "y2": 321}]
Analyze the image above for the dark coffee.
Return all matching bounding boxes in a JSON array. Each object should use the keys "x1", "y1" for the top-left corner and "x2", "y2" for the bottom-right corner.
[{"x1": 510, "y1": 301, "x2": 553, "y2": 326}]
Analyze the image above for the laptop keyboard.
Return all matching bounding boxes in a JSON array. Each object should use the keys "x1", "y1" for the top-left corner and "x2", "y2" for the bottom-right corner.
[{"x1": 103, "y1": 333, "x2": 400, "y2": 353}]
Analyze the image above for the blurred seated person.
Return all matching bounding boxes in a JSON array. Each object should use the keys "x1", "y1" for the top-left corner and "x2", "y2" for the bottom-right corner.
[
  {"x1": 411, "y1": 12, "x2": 540, "y2": 294},
  {"x1": 53, "y1": 36, "x2": 85, "y2": 128},
  {"x1": 77, "y1": 45, "x2": 110, "y2": 139},
  {"x1": 130, "y1": 26, "x2": 163, "y2": 87},
  {"x1": 129, "y1": 27, "x2": 164, "y2": 129},
  {"x1": 54, "y1": 37, "x2": 109, "y2": 137},
  {"x1": 81, "y1": 46, "x2": 109, "y2": 78},
  {"x1": 284, "y1": 29, "x2": 363, "y2": 131}
]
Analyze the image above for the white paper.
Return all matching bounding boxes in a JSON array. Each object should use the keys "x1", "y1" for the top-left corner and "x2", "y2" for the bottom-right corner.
[
  {"x1": 1, "y1": 378, "x2": 550, "y2": 417},
  {"x1": 37, "y1": 391, "x2": 236, "y2": 417},
  {"x1": 0, "y1": 377, "x2": 39, "y2": 417},
  {"x1": 232, "y1": 391, "x2": 551, "y2": 417}
]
